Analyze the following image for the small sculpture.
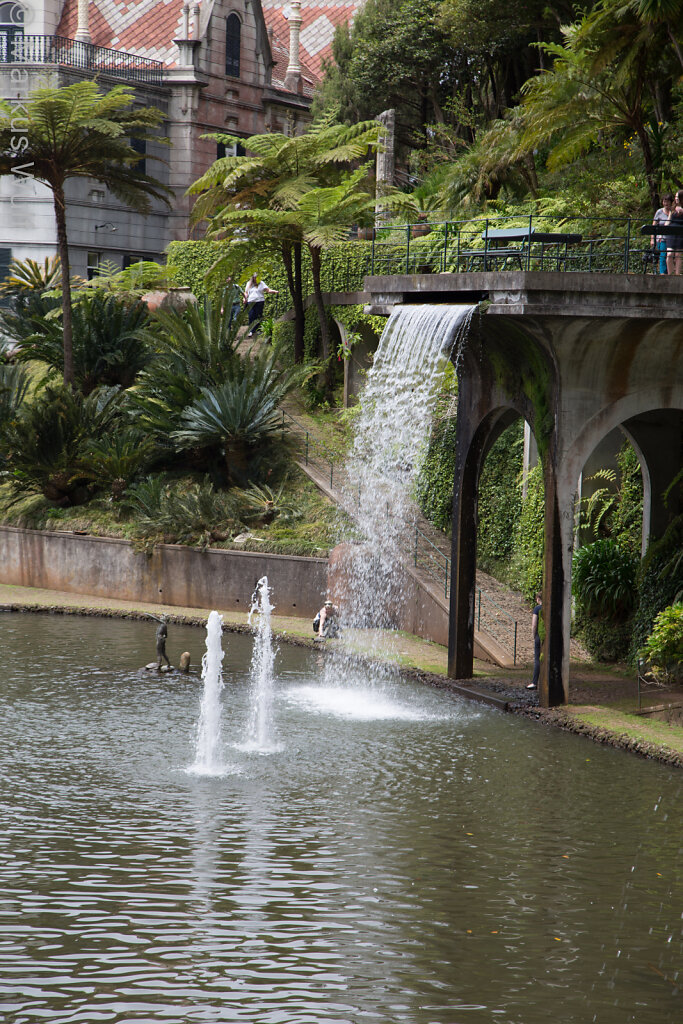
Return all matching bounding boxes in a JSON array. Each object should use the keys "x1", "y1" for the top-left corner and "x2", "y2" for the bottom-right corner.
[
  {"x1": 179, "y1": 651, "x2": 191, "y2": 674},
  {"x1": 155, "y1": 616, "x2": 171, "y2": 672}
]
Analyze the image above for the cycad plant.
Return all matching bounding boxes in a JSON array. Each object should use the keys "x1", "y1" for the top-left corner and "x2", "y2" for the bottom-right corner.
[
  {"x1": 3, "y1": 385, "x2": 130, "y2": 505},
  {"x1": 16, "y1": 292, "x2": 152, "y2": 394},
  {"x1": 125, "y1": 477, "x2": 244, "y2": 548},
  {"x1": 133, "y1": 293, "x2": 242, "y2": 446},
  {"x1": 79, "y1": 429, "x2": 157, "y2": 501},
  {"x1": 172, "y1": 345, "x2": 307, "y2": 484},
  {"x1": 0, "y1": 255, "x2": 61, "y2": 297}
]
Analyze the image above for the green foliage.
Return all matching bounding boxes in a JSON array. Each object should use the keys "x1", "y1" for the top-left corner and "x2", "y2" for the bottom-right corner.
[
  {"x1": 16, "y1": 292, "x2": 152, "y2": 395},
  {"x1": 507, "y1": 463, "x2": 545, "y2": 601},
  {"x1": 572, "y1": 539, "x2": 638, "y2": 619},
  {"x1": 573, "y1": 605, "x2": 633, "y2": 663},
  {"x1": 414, "y1": 414, "x2": 458, "y2": 532},
  {"x1": 631, "y1": 512, "x2": 683, "y2": 656},
  {"x1": 166, "y1": 241, "x2": 240, "y2": 303},
  {"x1": 0, "y1": 80, "x2": 171, "y2": 386},
  {"x1": 0, "y1": 361, "x2": 29, "y2": 431},
  {"x1": 172, "y1": 345, "x2": 307, "y2": 484},
  {"x1": 87, "y1": 261, "x2": 179, "y2": 295},
  {"x1": 611, "y1": 441, "x2": 644, "y2": 555},
  {"x1": 477, "y1": 421, "x2": 524, "y2": 570},
  {"x1": 79, "y1": 430, "x2": 156, "y2": 501},
  {"x1": 639, "y1": 603, "x2": 683, "y2": 682},
  {"x1": 132, "y1": 292, "x2": 243, "y2": 442},
  {"x1": 1, "y1": 385, "x2": 130, "y2": 506},
  {"x1": 329, "y1": 304, "x2": 385, "y2": 359},
  {"x1": 415, "y1": 362, "x2": 458, "y2": 532},
  {"x1": 125, "y1": 477, "x2": 244, "y2": 548},
  {"x1": 0, "y1": 255, "x2": 61, "y2": 297}
]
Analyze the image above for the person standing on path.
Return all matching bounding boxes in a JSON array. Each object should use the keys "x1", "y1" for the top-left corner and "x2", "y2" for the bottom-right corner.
[
  {"x1": 526, "y1": 592, "x2": 542, "y2": 690},
  {"x1": 244, "y1": 274, "x2": 278, "y2": 337}
]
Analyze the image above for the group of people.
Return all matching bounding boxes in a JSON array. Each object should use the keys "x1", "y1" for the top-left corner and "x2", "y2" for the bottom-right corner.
[
  {"x1": 227, "y1": 273, "x2": 278, "y2": 335},
  {"x1": 651, "y1": 190, "x2": 683, "y2": 275}
]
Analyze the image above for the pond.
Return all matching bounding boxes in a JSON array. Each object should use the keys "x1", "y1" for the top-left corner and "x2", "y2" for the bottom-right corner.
[{"x1": 0, "y1": 613, "x2": 680, "y2": 1023}]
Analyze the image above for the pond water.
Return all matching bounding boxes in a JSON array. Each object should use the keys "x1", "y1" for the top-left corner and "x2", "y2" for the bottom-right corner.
[{"x1": 0, "y1": 613, "x2": 680, "y2": 1024}]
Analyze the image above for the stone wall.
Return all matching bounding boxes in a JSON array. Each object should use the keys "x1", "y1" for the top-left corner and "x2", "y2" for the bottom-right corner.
[{"x1": 0, "y1": 527, "x2": 328, "y2": 617}]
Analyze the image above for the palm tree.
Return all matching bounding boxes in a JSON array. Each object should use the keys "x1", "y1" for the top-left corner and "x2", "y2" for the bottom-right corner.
[
  {"x1": 518, "y1": 2, "x2": 680, "y2": 208},
  {"x1": 188, "y1": 113, "x2": 382, "y2": 364},
  {"x1": 0, "y1": 81, "x2": 171, "y2": 386}
]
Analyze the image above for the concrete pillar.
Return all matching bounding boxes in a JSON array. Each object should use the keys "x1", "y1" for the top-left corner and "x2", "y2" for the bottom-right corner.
[
  {"x1": 284, "y1": 0, "x2": 302, "y2": 92},
  {"x1": 375, "y1": 109, "x2": 395, "y2": 227},
  {"x1": 74, "y1": 0, "x2": 91, "y2": 43}
]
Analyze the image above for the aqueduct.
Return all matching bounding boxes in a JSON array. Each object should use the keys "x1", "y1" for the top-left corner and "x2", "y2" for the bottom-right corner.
[{"x1": 364, "y1": 271, "x2": 683, "y2": 707}]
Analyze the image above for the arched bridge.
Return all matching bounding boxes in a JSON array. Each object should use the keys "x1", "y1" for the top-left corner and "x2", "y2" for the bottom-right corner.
[{"x1": 363, "y1": 271, "x2": 683, "y2": 707}]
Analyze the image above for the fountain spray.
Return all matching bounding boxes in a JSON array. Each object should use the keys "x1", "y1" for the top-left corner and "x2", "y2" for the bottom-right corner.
[
  {"x1": 245, "y1": 576, "x2": 277, "y2": 751},
  {"x1": 191, "y1": 610, "x2": 225, "y2": 774}
]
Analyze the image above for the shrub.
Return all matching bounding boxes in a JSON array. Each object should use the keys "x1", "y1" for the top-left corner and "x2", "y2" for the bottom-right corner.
[
  {"x1": 15, "y1": 292, "x2": 152, "y2": 394},
  {"x1": 639, "y1": 603, "x2": 683, "y2": 682},
  {"x1": 125, "y1": 477, "x2": 244, "y2": 548},
  {"x1": 172, "y1": 345, "x2": 307, "y2": 484},
  {"x1": 573, "y1": 606, "x2": 633, "y2": 663},
  {"x1": 2, "y1": 385, "x2": 128, "y2": 506},
  {"x1": 631, "y1": 513, "x2": 683, "y2": 658},
  {"x1": 572, "y1": 539, "x2": 638, "y2": 620},
  {"x1": 507, "y1": 462, "x2": 545, "y2": 601},
  {"x1": 477, "y1": 421, "x2": 524, "y2": 569}
]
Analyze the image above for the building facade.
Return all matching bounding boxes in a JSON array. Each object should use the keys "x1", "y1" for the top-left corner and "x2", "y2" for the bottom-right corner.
[{"x1": 0, "y1": 0, "x2": 349, "y2": 280}]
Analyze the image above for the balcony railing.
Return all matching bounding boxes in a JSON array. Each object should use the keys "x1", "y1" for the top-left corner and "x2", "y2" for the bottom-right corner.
[{"x1": 0, "y1": 35, "x2": 165, "y2": 87}]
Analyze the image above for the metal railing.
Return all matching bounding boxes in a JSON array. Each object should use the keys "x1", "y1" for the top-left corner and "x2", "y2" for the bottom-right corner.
[
  {"x1": 280, "y1": 409, "x2": 519, "y2": 664},
  {"x1": 265, "y1": 213, "x2": 663, "y2": 320},
  {"x1": 0, "y1": 35, "x2": 165, "y2": 86}
]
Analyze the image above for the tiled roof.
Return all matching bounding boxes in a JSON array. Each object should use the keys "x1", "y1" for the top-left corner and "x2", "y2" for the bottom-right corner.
[
  {"x1": 269, "y1": 22, "x2": 320, "y2": 96},
  {"x1": 57, "y1": 0, "x2": 187, "y2": 67},
  {"x1": 56, "y1": 0, "x2": 361, "y2": 83},
  {"x1": 261, "y1": 2, "x2": 363, "y2": 78}
]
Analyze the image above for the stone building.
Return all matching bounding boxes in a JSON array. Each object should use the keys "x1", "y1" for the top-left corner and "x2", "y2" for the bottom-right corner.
[{"x1": 0, "y1": 0, "x2": 355, "y2": 280}]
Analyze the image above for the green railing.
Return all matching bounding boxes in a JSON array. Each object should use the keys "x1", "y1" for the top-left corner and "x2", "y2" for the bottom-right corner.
[{"x1": 266, "y1": 214, "x2": 661, "y2": 320}]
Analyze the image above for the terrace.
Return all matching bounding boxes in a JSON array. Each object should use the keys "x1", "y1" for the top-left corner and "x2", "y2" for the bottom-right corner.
[{"x1": 0, "y1": 34, "x2": 165, "y2": 87}]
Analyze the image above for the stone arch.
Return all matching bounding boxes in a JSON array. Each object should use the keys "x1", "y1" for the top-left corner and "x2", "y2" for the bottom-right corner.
[{"x1": 562, "y1": 388, "x2": 683, "y2": 555}]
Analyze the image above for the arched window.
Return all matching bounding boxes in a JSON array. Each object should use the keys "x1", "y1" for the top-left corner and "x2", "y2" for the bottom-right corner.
[{"x1": 225, "y1": 13, "x2": 240, "y2": 77}]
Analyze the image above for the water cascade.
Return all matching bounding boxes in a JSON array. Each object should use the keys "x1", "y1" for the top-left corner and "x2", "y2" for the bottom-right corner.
[
  {"x1": 244, "y1": 576, "x2": 278, "y2": 752},
  {"x1": 339, "y1": 304, "x2": 475, "y2": 633},
  {"x1": 190, "y1": 610, "x2": 225, "y2": 775}
]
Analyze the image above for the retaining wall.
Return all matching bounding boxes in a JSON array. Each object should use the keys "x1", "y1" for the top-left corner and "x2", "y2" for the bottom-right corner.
[{"x1": 0, "y1": 527, "x2": 328, "y2": 617}]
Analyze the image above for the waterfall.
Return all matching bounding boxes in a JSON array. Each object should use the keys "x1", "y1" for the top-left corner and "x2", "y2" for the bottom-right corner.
[
  {"x1": 244, "y1": 576, "x2": 278, "y2": 752},
  {"x1": 338, "y1": 304, "x2": 474, "y2": 633},
  {"x1": 190, "y1": 610, "x2": 225, "y2": 775}
]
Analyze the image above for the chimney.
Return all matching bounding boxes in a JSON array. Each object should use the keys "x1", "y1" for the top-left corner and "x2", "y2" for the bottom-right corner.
[
  {"x1": 181, "y1": 3, "x2": 190, "y2": 38},
  {"x1": 74, "y1": 0, "x2": 91, "y2": 43},
  {"x1": 283, "y1": 0, "x2": 302, "y2": 92},
  {"x1": 191, "y1": 3, "x2": 201, "y2": 40}
]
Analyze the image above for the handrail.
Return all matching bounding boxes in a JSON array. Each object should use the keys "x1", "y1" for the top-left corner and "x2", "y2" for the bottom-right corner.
[
  {"x1": 0, "y1": 35, "x2": 165, "y2": 86},
  {"x1": 265, "y1": 213, "x2": 661, "y2": 322},
  {"x1": 280, "y1": 408, "x2": 519, "y2": 664}
]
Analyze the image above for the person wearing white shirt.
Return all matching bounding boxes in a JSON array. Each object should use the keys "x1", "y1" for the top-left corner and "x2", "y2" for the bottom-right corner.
[{"x1": 244, "y1": 273, "x2": 278, "y2": 336}]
